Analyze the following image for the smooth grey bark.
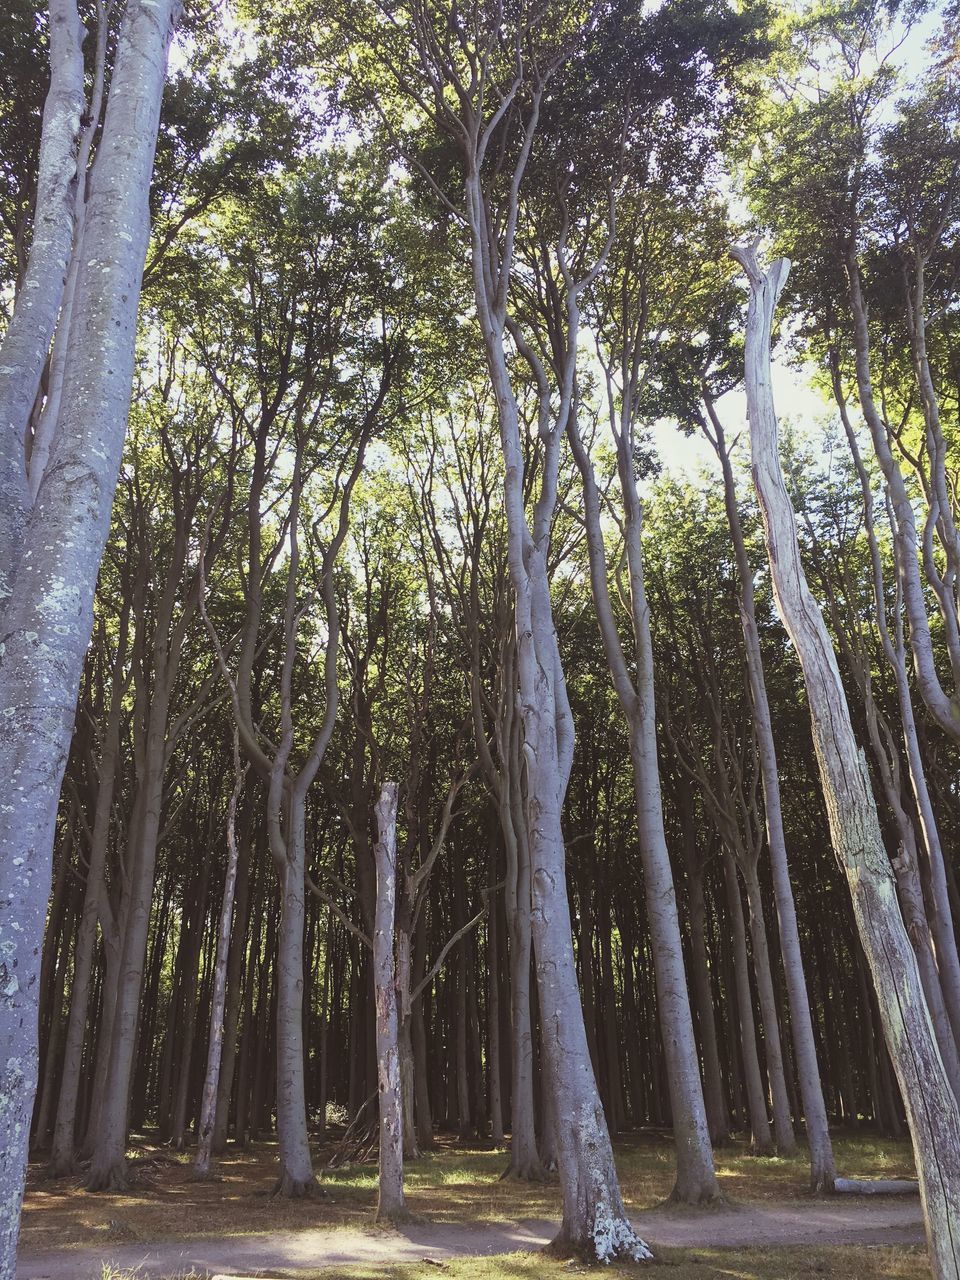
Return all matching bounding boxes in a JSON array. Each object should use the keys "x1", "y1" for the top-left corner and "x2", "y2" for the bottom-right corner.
[
  {"x1": 202, "y1": 339, "x2": 383, "y2": 1195},
  {"x1": 390, "y1": 16, "x2": 645, "y2": 1251},
  {"x1": 703, "y1": 403, "x2": 835, "y2": 1188},
  {"x1": 195, "y1": 732, "x2": 246, "y2": 1177},
  {"x1": 734, "y1": 242, "x2": 960, "y2": 1279},
  {"x1": 88, "y1": 533, "x2": 208, "y2": 1186},
  {"x1": 0, "y1": 0, "x2": 179, "y2": 1268},
  {"x1": 567, "y1": 413, "x2": 721, "y2": 1203},
  {"x1": 502, "y1": 759, "x2": 544, "y2": 1180},
  {"x1": 465, "y1": 173, "x2": 650, "y2": 1259},
  {"x1": 0, "y1": 0, "x2": 85, "y2": 605},
  {"x1": 27, "y1": 0, "x2": 110, "y2": 504},
  {"x1": 373, "y1": 783, "x2": 407, "y2": 1223}
]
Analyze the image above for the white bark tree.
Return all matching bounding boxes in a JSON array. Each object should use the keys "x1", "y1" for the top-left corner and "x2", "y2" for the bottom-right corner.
[
  {"x1": 373, "y1": 782, "x2": 407, "y2": 1222},
  {"x1": 733, "y1": 240, "x2": 960, "y2": 1279},
  {"x1": 0, "y1": 0, "x2": 180, "y2": 1270}
]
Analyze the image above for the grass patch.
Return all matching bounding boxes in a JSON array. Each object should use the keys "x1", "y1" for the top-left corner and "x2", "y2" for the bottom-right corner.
[
  {"x1": 104, "y1": 1245, "x2": 930, "y2": 1280},
  {"x1": 20, "y1": 1131, "x2": 917, "y2": 1252},
  {"x1": 282, "y1": 1245, "x2": 931, "y2": 1279}
]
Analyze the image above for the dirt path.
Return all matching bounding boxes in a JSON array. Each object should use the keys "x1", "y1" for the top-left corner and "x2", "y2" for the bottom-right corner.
[{"x1": 17, "y1": 1198, "x2": 925, "y2": 1279}]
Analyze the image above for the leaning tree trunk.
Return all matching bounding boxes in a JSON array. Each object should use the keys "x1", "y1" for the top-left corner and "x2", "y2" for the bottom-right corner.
[
  {"x1": 734, "y1": 242, "x2": 960, "y2": 1279},
  {"x1": 0, "y1": 0, "x2": 178, "y2": 1268},
  {"x1": 374, "y1": 783, "x2": 407, "y2": 1223}
]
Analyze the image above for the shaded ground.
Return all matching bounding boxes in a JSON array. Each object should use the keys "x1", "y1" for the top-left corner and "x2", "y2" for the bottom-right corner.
[
  {"x1": 19, "y1": 1131, "x2": 918, "y2": 1252},
  {"x1": 18, "y1": 1132, "x2": 926, "y2": 1279},
  {"x1": 20, "y1": 1202, "x2": 926, "y2": 1280}
]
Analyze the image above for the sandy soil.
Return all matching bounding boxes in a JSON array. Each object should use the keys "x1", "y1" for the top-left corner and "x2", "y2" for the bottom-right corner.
[{"x1": 17, "y1": 1197, "x2": 925, "y2": 1279}]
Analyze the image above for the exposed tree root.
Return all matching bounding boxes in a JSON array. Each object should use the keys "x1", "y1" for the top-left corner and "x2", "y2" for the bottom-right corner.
[
  {"x1": 544, "y1": 1222, "x2": 654, "y2": 1265},
  {"x1": 499, "y1": 1158, "x2": 551, "y2": 1182},
  {"x1": 84, "y1": 1163, "x2": 130, "y2": 1194},
  {"x1": 665, "y1": 1183, "x2": 727, "y2": 1208},
  {"x1": 271, "y1": 1170, "x2": 324, "y2": 1199}
]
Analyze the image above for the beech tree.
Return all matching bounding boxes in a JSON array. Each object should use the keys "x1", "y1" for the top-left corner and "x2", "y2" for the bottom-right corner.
[
  {"x1": 0, "y1": 1, "x2": 179, "y2": 1271},
  {"x1": 734, "y1": 240, "x2": 960, "y2": 1279}
]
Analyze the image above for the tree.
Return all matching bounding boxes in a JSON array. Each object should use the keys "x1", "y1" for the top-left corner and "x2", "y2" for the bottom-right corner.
[{"x1": 733, "y1": 240, "x2": 960, "y2": 1279}]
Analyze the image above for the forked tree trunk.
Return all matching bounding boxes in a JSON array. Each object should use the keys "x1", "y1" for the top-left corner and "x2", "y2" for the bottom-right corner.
[
  {"x1": 733, "y1": 242, "x2": 960, "y2": 1278},
  {"x1": 467, "y1": 174, "x2": 647, "y2": 1258},
  {"x1": 374, "y1": 783, "x2": 406, "y2": 1223},
  {"x1": 740, "y1": 859, "x2": 797, "y2": 1155},
  {"x1": 0, "y1": 0, "x2": 85, "y2": 602},
  {"x1": 0, "y1": 0, "x2": 179, "y2": 1266}
]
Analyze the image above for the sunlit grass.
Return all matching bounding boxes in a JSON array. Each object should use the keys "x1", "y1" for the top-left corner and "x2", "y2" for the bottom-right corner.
[
  {"x1": 99, "y1": 1245, "x2": 931, "y2": 1280},
  {"x1": 21, "y1": 1130, "x2": 917, "y2": 1252},
  {"x1": 302, "y1": 1247, "x2": 930, "y2": 1280}
]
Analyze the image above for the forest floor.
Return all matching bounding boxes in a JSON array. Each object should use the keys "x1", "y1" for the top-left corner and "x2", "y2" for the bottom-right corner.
[{"x1": 17, "y1": 1132, "x2": 928, "y2": 1280}]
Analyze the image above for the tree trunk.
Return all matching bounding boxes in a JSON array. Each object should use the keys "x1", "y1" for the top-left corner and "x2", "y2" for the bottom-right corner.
[
  {"x1": 49, "y1": 663, "x2": 124, "y2": 1176},
  {"x1": 683, "y1": 847, "x2": 730, "y2": 1145},
  {"x1": 273, "y1": 797, "x2": 317, "y2": 1197},
  {"x1": 487, "y1": 891, "x2": 505, "y2": 1145},
  {"x1": 567, "y1": 405, "x2": 720, "y2": 1204},
  {"x1": 0, "y1": 1, "x2": 179, "y2": 1255},
  {"x1": 212, "y1": 825, "x2": 252, "y2": 1153},
  {"x1": 706, "y1": 402, "x2": 835, "y2": 1187},
  {"x1": 500, "y1": 788, "x2": 545, "y2": 1179},
  {"x1": 722, "y1": 848, "x2": 774, "y2": 1154},
  {"x1": 196, "y1": 736, "x2": 246, "y2": 1177},
  {"x1": 374, "y1": 783, "x2": 406, "y2": 1223},
  {"x1": 734, "y1": 242, "x2": 960, "y2": 1279},
  {"x1": 740, "y1": 861, "x2": 797, "y2": 1154},
  {"x1": 0, "y1": 0, "x2": 85, "y2": 603}
]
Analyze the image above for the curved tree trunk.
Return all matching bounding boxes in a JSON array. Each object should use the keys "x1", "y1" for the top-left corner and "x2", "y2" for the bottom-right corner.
[{"x1": 734, "y1": 242, "x2": 960, "y2": 1279}]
